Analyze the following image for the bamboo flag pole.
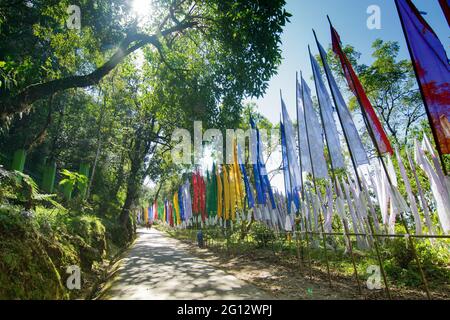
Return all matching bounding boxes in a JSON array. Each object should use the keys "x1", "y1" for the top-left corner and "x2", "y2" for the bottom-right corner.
[
  {"x1": 282, "y1": 96, "x2": 312, "y2": 279},
  {"x1": 296, "y1": 73, "x2": 306, "y2": 200},
  {"x1": 297, "y1": 83, "x2": 333, "y2": 288},
  {"x1": 326, "y1": 15, "x2": 431, "y2": 300},
  {"x1": 294, "y1": 73, "x2": 306, "y2": 273},
  {"x1": 308, "y1": 46, "x2": 363, "y2": 296},
  {"x1": 313, "y1": 28, "x2": 392, "y2": 299}
]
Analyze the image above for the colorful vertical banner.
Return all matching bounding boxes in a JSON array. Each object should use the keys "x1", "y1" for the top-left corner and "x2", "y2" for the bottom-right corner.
[
  {"x1": 250, "y1": 116, "x2": 276, "y2": 209},
  {"x1": 395, "y1": 0, "x2": 450, "y2": 154},
  {"x1": 309, "y1": 52, "x2": 345, "y2": 169},
  {"x1": 316, "y1": 38, "x2": 369, "y2": 166},
  {"x1": 238, "y1": 144, "x2": 255, "y2": 209},
  {"x1": 296, "y1": 80, "x2": 312, "y2": 175},
  {"x1": 280, "y1": 122, "x2": 293, "y2": 214},
  {"x1": 330, "y1": 25, "x2": 393, "y2": 155},
  {"x1": 216, "y1": 166, "x2": 223, "y2": 219},
  {"x1": 281, "y1": 96, "x2": 302, "y2": 210},
  {"x1": 299, "y1": 76, "x2": 329, "y2": 179}
]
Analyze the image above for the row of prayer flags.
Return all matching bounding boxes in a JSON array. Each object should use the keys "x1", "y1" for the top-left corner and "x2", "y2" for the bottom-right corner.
[{"x1": 149, "y1": 1, "x2": 450, "y2": 239}]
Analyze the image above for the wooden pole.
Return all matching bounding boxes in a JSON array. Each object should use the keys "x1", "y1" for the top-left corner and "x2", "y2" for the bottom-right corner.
[
  {"x1": 314, "y1": 27, "x2": 391, "y2": 299},
  {"x1": 327, "y1": 15, "x2": 431, "y2": 300},
  {"x1": 283, "y1": 97, "x2": 313, "y2": 279},
  {"x1": 308, "y1": 47, "x2": 363, "y2": 296},
  {"x1": 295, "y1": 73, "x2": 306, "y2": 274},
  {"x1": 297, "y1": 82, "x2": 333, "y2": 288}
]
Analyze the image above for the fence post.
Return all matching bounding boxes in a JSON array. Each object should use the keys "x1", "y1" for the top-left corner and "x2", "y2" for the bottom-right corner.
[
  {"x1": 11, "y1": 149, "x2": 26, "y2": 181},
  {"x1": 42, "y1": 162, "x2": 56, "y2": 193}
]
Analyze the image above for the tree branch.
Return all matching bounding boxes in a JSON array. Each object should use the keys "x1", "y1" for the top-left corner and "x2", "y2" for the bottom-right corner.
[{"x1": 0, "y1": 20, "x2": 197, "y2": 120}]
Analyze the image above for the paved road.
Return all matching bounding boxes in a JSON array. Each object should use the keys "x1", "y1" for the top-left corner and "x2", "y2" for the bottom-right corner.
[{"x1": 101, "y1": 228, "x2": 272, "y2": 300}]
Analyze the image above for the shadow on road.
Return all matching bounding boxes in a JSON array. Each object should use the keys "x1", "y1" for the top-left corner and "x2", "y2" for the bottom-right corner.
[{"x1": 100, "y1": 228, "x2": 272, "y2": 300}]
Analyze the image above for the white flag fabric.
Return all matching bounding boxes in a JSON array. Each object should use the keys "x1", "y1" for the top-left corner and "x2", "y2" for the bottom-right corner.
[
  {"x1": 422, "y1": 135, "x2": 450, "y2": 205},
  {"x1": 284, "y1": 215, "x2": 293, "y2": 232},
  {"x1": 317, "y1": 41, "x2": 369, "y2": 166},
  {"x1": 324, "y1": 183, "x2": 334, "y2": 232},
  {"x1": 422, "y1": 133, "x2": 437, "y2": 158},
  {"x1": 310, "y1": 53, "x2": 345, "y2": 169},
  {"x1": 296, "y1": 80, "x2": 312, "y2": 175},
  {"x1": 373, "y1": 161, "x2": 390, "y2": 226},
  {"x1": 348, "y1": 177, "x2": 371, "y2": 238},
  {"x1": 281, "y1": 96, "x2": 304, "y2": 199},
  {"x1": 395, "y1": 145, "x2": 422, "y2": 234},
  {"x1": 406, "y1": 150, "x2": 435, "y2": 235},
  {"x1": 387, "y1": 157, "x2": 398, "y2": 233},
  {"x1": 415, "y1": 139, "x2": 450, "y2": 234},
  {"x1": 336, "y1": 180, "x2": 352, "y2": 251},
  {"x1": 361, "y1": 176, "x2": 381, "y2": 234},
  {"x1": 387, "y1": 156, "x2": 410, "y2": 233},
  {"x1": 310, "y1": 191, "x2": 320, "y2": 232},
  {"x1": 342, "y1": 179, "x2": 366, "y2": 249},
  {"x1": 300, "y1": 76, "x2": 330, "y2": 179}
]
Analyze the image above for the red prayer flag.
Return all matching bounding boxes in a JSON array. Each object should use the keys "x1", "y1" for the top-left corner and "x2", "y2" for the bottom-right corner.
[
  {"x1": 199, "y1": 174, "x2": 207, "y2": 222},
  {"x1": 192, "y1": 172, "x2": 199, "y2": 214},
  {"x1": 395, "y1": 0, "x2": 450, "y2": 155},
  {"x1": 331, "y1": 25, "x2": 393, "y2": 155},
  {"x1": 169, "y1": 202, "x2": 174, "y2": 227}
]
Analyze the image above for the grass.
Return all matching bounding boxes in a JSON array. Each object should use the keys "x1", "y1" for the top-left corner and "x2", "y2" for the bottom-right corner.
[{"x1": 156, "y1": 221, "x2": 450, "y2": 299}]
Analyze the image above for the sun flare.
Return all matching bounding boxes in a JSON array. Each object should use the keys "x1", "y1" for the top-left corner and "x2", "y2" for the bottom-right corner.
[{"x1": 132, "y1": 0, "x2": 153, "y2": 18}]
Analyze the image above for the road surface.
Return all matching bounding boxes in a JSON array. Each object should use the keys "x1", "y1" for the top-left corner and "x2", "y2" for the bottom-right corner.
[{"x1": 100, "y1": 228, "x2": 272, "y2": 300}]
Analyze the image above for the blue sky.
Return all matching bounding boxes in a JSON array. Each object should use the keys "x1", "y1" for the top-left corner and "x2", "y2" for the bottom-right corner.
[{"x1": 251, "y1": 0, "x2": 450, "y2": 124}]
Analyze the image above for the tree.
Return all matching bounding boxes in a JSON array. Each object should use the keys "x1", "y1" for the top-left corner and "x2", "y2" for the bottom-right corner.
[
  {"x1": 0, "y1": 0, "x2": 290, "y2": 121},
  {"x1": 324, "y1": 39, "x2": 425, "y2": 146}
]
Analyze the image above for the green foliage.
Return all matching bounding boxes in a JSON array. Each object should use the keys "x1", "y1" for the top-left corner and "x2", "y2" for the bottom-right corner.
[
  {"x1": 0, "y1": 168, "x2": 65, "y2": 210},
  {"x1": 0, "y1": 206, "x2": 68, "y2": 299},
  {"x1": 0, "y1": 202, "x2": 120, "y2": 299},
  {"x1": 59, "y1": 169, "x2": 88, "y2": 194},
  {"x1": 324, "y1": 39, "x2": 424, "y2": 147},
  {"x1": 383, "y1": 237, "x2": 450, "y2": 287},
  {"x1": 249, "y1": 222, "x2": 276, "y2": 248}
]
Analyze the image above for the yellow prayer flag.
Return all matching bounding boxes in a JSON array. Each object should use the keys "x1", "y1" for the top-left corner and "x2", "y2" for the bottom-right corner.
[
  {"x1": 223, "y1": 165, "x2": 231, "y2": 221},
  {"x1": 144, "y1": 207, "x2": 148, "y2": 224},
  {"x1": 216, "y1": 165, "x2": 223, "y2": 219},
  {"x1": 233, "y1": 139, "x2": 244, "y2": 211},
  {"x1": 227, "y1": 164, "x2": 236, "y2": 221},
  {"x1": 173, "y1": 192, "x2": 181, "y2": 225}
]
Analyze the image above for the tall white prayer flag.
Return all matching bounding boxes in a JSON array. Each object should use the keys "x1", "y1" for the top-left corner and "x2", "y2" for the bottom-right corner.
[
  {"x1": 309, "y1": 52, "x2": 345, "y2": 169},
  {"x1": 387, "y1": 156, "x2": 410, "y2": 234},
  {"x1": 281, "y1": 96, "x2": 303, "y2": 204},
  {"x1": 342, "y1": 179, "x2": 367, "y2": 249},
  {"x1": 300, "y1": 76, "x2": 329, "y2": 179},
  {"x1": 296, "y1": 80, "x2": 312, "y2": 175},
  {"x1": 373, "y1": 162, "x2": 390, "y2": 226},
  {"x1": 406, "y1": 149, "x2": 435, "y2": 235},
  {"x1": 316, "y1": 40, "x2": 369, "y2": 166},
  {"x1": 415, "y1": 139, "x2": 450, "y2": 234},
  {"x1": 395, "y1": 145, "x2": 422, "y2": 234}
]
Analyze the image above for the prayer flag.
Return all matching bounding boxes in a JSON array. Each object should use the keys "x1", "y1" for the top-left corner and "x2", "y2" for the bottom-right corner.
[
  {"x1": 331, "y1": 25, "x2": 393, "y2": 155},
  {"x1": 316, "y1": 39, "x2": 369, "y2": 166},
  {"x1": 395, "y1": 0, "x2": 450, "y2": 154},
  {"x1": 299, "y1": 76, "x2": 329, "y2": 179},
  {"x1": 309, "y1": 53, "x2": 345, "y2": 169},
  {"x1": 281, "y1": 96, "x2": 302, "y2": 209}
]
